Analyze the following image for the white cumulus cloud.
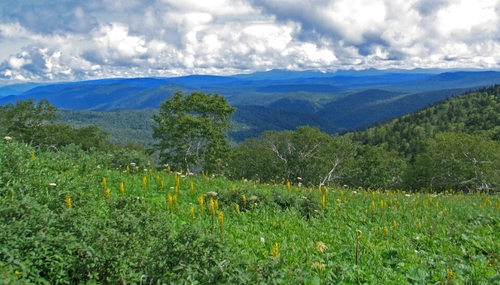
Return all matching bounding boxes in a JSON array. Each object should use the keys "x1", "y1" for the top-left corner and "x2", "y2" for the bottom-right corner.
[{"x1": 0, "y1": 0, "x2": 499, "y2": 83}]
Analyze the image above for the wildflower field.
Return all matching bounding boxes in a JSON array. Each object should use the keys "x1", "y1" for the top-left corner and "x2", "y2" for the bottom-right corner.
[{"x1": 1, "y1": 142, "x2": 500, "y2": 284}]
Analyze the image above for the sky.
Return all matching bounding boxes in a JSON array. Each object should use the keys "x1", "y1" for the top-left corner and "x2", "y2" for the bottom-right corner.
[{"x1": 0, "y1": 0, "x2": 499, "y2": 83}]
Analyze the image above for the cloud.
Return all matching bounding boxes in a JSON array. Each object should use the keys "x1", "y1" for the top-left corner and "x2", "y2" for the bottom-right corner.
[
  {"x1": 0, "y1": 0, "x2": 500, "y2": 83},
  {"x1": 413, "y1": 0, "x2": 452, "y2": 16},
  {"x1": 0, "y1": 1, "x2": 99, "y2": 35}
]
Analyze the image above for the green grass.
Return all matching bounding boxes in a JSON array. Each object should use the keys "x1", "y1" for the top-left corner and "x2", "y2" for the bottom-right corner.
[{"x1": 1, "y1": 142, "x2": 499, "y2": 284}]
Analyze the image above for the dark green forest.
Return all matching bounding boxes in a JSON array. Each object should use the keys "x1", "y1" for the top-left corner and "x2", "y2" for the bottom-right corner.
[
  {"x1": 58, "y1": 108, "x2": 158, "y2": 147},
  {"x1": 349, "y1": 85, "x2": 500, "y2": 156}
]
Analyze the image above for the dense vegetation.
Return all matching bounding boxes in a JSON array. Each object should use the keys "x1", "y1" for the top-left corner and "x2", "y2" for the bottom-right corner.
[
  {"x1": 58, "y1": 108, "x2": 157, "y2": 147},
  {"x1": 1, "y1": 141, "x2": 499, "y2": 284},
  {"x1": 152, "y1": 91, "x2": 235, "y2": 174},
  {"x1": 0, "y1": 99, "x2": 153, "y2": 166},
  {"x1": 6, "y1": 86, "x2": 500, "y2": 192},
  {"x1": 349, "y1": 85, "x2": 500, "y2": 157},
  {"x1": 232, "y1": 85, "x2": 500, "y2": 191},
  {"x1": 2, "y1": 85, "x2": 500, "y2": 283}
]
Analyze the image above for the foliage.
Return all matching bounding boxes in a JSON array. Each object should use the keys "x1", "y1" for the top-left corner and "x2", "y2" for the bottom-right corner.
[
  {"x1": 349, "y1": 145, "x2": 407, "y2": 190},
  {"x1": 1, "y1": 141, "x2": 499, "y2": 284},
  {"x1": 230, "y1": 105, "x2": 340, "y2": 142},
  {"x1": 404, "y1": 132, "x2": 500, "y2": 191},
  {"x1": 217, "y1": 187, "x2": 320, "y2": 219},
  {"x1": 349, "y1": 85, "x2": 500, "y2": 157},
  {"x1": 152, "y1": 91, "x2": 236, "y2": 174},
  {"x1": 5, "y1": 83, "x2": 500, "y2": 283},
  {"x1": 228, "y1": 126, "x2": 357, "y2": 187},
  {"x1": 0, "y1": 99, "x2": 114, "y2": 152},
  {"x1": 58, "y1": 108, "x2": 158, "y2": 147},
  {"x1": 0, "y1": 99, "x2": 58, "y2": 146}
]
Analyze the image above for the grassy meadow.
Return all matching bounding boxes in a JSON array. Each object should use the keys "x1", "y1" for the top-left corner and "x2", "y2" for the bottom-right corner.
[{"x1": 1, "y1": 141, "x2": 499, "y2": 284}]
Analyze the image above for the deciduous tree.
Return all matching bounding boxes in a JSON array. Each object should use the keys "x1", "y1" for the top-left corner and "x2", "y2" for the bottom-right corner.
[
  {"x1": 152, "y1": 91, "x2": 235, "y2": 174},
  {"x1": 404, "y1": 132, "x2": 500, "y2": 191},
  {"x1": 0, "y1": 99, "x2": 58, "y2": 146},
  {"x1": 229, "y1": 126, "x2": 357, "y2": 186}
]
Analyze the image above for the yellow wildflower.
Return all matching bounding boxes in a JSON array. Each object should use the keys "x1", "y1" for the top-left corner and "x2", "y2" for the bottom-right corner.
[
  {"x1": 209, "y1": 198, "x2": 215, "y2": 216},
  {"x1": 316, "y1": 241, "x2": 327, "y2": 253},
  {"x1": 190, "y1": 205, "x2": 195, "y2": 219},
  {"x1": 447, "y1": 269, "x2": 453, "y2": 282},
  {"x1": 272, "y1": 242, "x2": 279, "y2": 257},
  {"x1": 198, "y1": 195, "x2": 205, "y2": 213},
  {"x1": 218, "y1": 211, "x2": 224, "y2": 233},
  {"x1": 312, "y1": 262, "x2": 326, "y2": 271},
  {"x1": 65, "y1": 195, "x2": 72, "y2": 209},
  {"x1": 119, "y1": 182, "x2": 125, "y2": 196}
]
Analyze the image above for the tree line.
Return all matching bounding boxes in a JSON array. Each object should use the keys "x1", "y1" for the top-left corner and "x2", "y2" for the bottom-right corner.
[{"x1": 3, "y1": 85, "x2": 500, "y2": 192}]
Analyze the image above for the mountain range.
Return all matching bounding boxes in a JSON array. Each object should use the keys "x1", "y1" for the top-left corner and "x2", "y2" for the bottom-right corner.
[{"x1": 1, "y1": 69, "x2": 500, "y2": 143}]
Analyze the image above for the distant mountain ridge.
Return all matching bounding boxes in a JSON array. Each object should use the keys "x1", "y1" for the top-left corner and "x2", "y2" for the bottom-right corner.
[{"x1": 2, "y1": 69, "x2": 500, "y2": 141}]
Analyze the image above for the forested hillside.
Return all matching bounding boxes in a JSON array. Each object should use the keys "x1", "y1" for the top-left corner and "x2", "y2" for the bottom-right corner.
[
  {"x1": 58, "y1": 105, "x2": 342, "y2": 145},
  {"x1": 58, "y1": 109, "x2": 157, "y2": 147},
  {"x1": 348, "y1": 85, "x2": 500, "y2": 157},
  {"x1": 230, "y1": 105, "x2": 341, "y2": 141},
  {"x1": 231, "y1": 84, "x2": 500, "y2": 191}
]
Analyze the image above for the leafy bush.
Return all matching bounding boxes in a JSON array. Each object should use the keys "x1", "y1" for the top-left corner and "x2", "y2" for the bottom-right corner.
[
  {"x1": 0, "y1": 195, "x2": 228, "y2": 284},
  {"x1": 217, "y1": 187, "x2": 320, "y2": 218}
]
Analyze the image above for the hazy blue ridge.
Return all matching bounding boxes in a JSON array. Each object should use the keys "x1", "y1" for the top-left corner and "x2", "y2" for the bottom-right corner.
[{"x1": 2, "y1": 69, "x2": 500, "y2": 142}]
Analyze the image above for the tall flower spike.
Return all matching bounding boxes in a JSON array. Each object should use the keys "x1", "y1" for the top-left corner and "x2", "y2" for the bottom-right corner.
[
  {"x1": 65, "y1": 195, "x2": 72, "y2": 209},
  {"x1": 272, "y1": 242, "x2": 279, "y2": 257},
  {"x1": 218, "y1": 211, "x2": 224, "y2": 233},
  {"x1": 142, "y1": 176, "x2": 147, "y2": 190},
  {"x1": 190, "y1": 205, "x2": 195, "y2": 219},
  {"x1": 447, "y1": 269, "x2": 453, "y2": 282},
  {"x1": 168, "y1": 193, "x2": 173, "y2": 211},
  {"x1": 209, "y1": 198, "x2": 215, "y2": 216},
  {"x1": 119, "y1": 182, "x2": 125, "y2": 196},
  {"x1": 198, "y1": 195, "x2": 205, "y2": 213}
]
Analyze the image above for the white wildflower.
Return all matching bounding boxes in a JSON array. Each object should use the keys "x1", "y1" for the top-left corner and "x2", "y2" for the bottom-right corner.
[{"x1": 206, "y1": 191, "x2": 218, "y2": 197}]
